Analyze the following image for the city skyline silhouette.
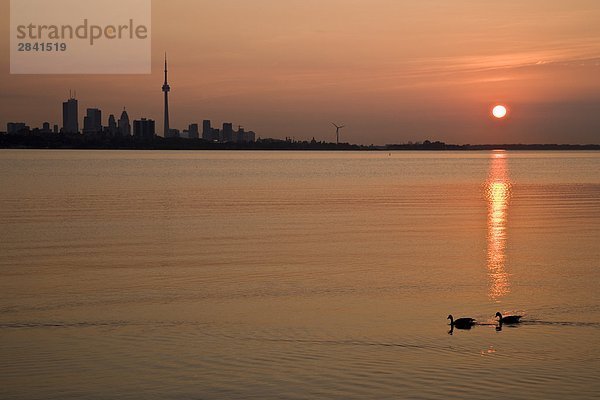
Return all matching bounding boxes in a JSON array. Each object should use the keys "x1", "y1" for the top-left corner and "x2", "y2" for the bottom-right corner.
[
  {"x1": 2, "y1": 53, "x2": 599, "y2": 147},
  {"x1": 3, "y1": 53, "x2": 259, "y2": 144}
]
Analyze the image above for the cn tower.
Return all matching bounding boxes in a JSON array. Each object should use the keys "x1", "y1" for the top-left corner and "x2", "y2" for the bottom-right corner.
[{"x1": 162, "y1": 53, "x2": 171, "y2": 137}]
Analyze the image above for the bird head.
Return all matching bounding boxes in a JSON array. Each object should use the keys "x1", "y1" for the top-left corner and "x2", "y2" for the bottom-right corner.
[
  {"x1": 495, "y1": 312, "x2": 502, "y2": 318},
  {"x1": 447, "y1": 315, "x2": 452, "y2": 320}
]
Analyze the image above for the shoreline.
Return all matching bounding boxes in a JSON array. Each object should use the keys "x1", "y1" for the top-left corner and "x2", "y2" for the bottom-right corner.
[{"x1": 1, "y1": 133, "x2": 599, "y2": 151}]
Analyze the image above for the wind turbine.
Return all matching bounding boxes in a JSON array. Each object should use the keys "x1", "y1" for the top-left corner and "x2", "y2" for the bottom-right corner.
[{"x1": 332, "y1": 123, "x2": 345, "y2": 145}]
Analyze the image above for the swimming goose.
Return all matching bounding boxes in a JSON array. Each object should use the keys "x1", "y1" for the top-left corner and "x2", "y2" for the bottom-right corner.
[
  {"x1": 447, "y1": 315, "x2": 476, "y2": 329},
  {"x1": 495, "y1": 312, "x2": 522, "y2": 324}
]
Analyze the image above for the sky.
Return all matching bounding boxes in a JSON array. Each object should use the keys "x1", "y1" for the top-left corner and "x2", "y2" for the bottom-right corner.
[{"x1": 1, "y1": 0, "x2": 600, "y2": 144}]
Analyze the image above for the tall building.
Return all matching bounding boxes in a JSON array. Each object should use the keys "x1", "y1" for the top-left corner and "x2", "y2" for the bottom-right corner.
[
  {"x1": 133, "y1": 118, "x2": 155, "y2": 140},
  {"x1": 236, "y1": 126, "x2": 245, "y2": 143},
  {"x1": 83, "y1": 108, "x2": 102, "y2": 135},
  {"x1": 62, "y1": 96, "x2": 79, "y2": 134},
  {"x1": 162, "y1": 53, "x2": 171, "y2": 137},
  {"x1": 222, "y1": 123, "x2": 233, "y2": 142},
  {"x1": 202, "y1": 120, "x2": 213, "y2": 141},
  {"x1": 118, "y1": 109, "x2": 131, "y2": 136},
  {"x1": 188, "y1": 123, "x2": 199, "y2": 139},
  {"x1": 107, "y1": 114, "x2": 117, "y2": 136}
]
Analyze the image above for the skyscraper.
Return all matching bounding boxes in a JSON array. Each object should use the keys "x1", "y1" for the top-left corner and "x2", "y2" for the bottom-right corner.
[
  {"x1": 222, "y1": 123, "x2": 234, "y2": 142},
  {"x1": 162, "y1": 53, "x2": 171, "y2": 138},
  {"x1": 236, "y1": 126, "x2": 245, "y2": 143},
  {"x1": 118, "y1": 109, "x2": 131, "y2": 136},
  {"x1": 188, "y1": 123, "x2": 199, "y2": 139},
  {"x1": 108, "y1": 114, "x2": 117, "y2": 136},
  {"x1": 134, "y1": 118, "x2": 156, "y2": 140},
  {"x1": 202, "y1": 120, "x2": 212, "y2": 141},
  {"x1": 62, "y1": 95, "x2": 79, "y2": 134},
  {"x1": 83, "y1": 108, "x2": 102, "y2": 135}
]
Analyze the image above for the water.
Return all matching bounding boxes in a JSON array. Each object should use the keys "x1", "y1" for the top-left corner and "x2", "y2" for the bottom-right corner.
[{"x1": 0, "y1": 150, "x2": 598, "y2": 399}]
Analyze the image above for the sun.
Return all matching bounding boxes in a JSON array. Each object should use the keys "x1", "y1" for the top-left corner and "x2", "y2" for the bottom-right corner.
[{"x1": 492, "y1": 105, "x2": 508, "y2": 119}]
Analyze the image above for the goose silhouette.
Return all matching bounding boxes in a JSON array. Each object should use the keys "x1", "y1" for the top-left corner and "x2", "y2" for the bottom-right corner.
[
  {"x1": 447, "y1": 315, "x2": 476, "y2": 329},
  {"x1": 495, "y1": 312, "x2": 522, "y2": 325}
]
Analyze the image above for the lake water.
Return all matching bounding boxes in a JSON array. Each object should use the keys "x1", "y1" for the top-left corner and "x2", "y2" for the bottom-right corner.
[{"x1": 0, "y1": 150, "x2": 598, "y2": 399}]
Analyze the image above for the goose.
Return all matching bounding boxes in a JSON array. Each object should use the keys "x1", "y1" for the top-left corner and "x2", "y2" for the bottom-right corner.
[
  {"x1": 495, "y1": 312, "x2": 522, "y2": 324},
  {"x1": 447, "y1": 315, "x2": 476, "y2": 329}
]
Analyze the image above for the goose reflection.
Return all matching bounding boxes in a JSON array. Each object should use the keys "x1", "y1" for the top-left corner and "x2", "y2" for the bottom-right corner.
[{"x1": 486, "y1": 151, "x2": 512, "y2": 301}]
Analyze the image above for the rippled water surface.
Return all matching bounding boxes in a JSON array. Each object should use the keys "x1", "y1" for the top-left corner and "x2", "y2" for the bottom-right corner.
[{"x1": 0, "y1": 150, "x2": 599, "y2": 399}]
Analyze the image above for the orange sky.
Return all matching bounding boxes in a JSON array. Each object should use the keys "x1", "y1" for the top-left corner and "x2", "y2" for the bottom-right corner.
[{"x1": 1, "y1": 0, "x2": 600, "y2": 144}]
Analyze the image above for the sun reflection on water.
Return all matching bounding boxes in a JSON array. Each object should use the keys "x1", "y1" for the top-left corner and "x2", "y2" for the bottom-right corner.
[{"x1": 486, "y1": 151, "x2": 512, "y2": 301}]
